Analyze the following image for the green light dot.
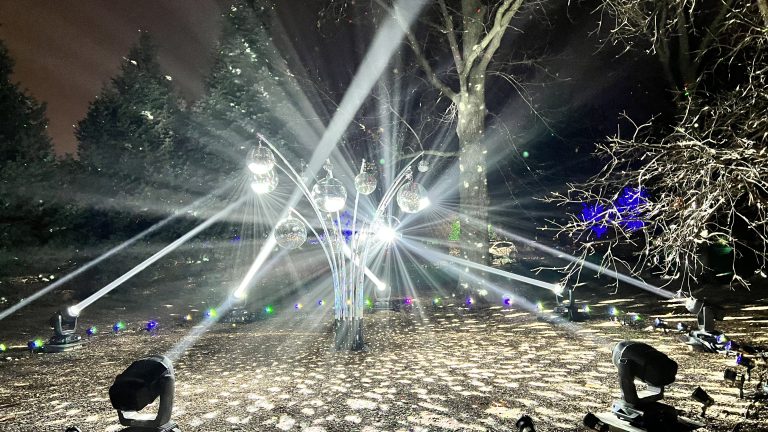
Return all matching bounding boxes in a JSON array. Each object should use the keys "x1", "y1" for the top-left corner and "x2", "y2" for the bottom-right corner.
[
  {"x1": 0, "y1": 343, "x2": 7, "y2": 352},
  {"x1": 522, "y1": 151, "x2": 530, "y2": 158},
  {"x1": 379, "y1": 158, "x2": 385, "y2": 165}
]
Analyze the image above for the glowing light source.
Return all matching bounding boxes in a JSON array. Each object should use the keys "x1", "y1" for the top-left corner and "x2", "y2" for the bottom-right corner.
[
  {"x1": 377, "y1": 224, "x2": 398, "y2": 243},
  {"x1": 553, "y1": 283, "x2": 565, "y2": 296},
  {"x1": 396, "y1": 180, "x2": 429, "y2": 213},
  {"x1": 250, "y1": 170, "x2": 278, "y2": 195},
  {"x1": 536, "y1": 301, "x2": 544, "y2": 311},
  {"x1": 465, "y1": 297, "x2": 474, "y2": 306},
  {"x1": 264, "y1": 305, "x2": 274, "y2": 314},
  {"x1": 274, "y1": 216, "x2": 307, "y2": 250},
  {"x1": 113, "y1": 321, "x2": 126, "y2": 333},
  {"x1": 354, "y1": 171, "x2": 377, "y2": 195},
  {"x1": 28, "y1": 338, "x2": 44, "y2": 351},
  {"x1": 312, "y1": 176, "x2": 347, "y2": 212},
  {"x1": 404, "y1": 297, "x2": 413, "y2": 305},
  {"x1": 318, "y1": 299, "x2": 325, "y2": 306},
  {"x1": 432, "y1": 298, "x2": 440, "y2": 305},
  {"x1": 205, "y1": 308, "x2": 217, "y2": 319},
  {"x1": 503, "y1": 297, "x2": 512, "y2": 306},
  {"x1": 609, "y1": 306, "x2": 619, "y2": 316},
  {"x1": 0, "y1": 343, "x2": 7, "y2": 352},
  {"x1": 417, "y1": 159, "x2": 429, "y2": 172},
  {"x1": 365, "y1": 298, "x2": 372, "y2": 308},
  {"x1": 86, "y1": 326, "x2": 98, "y2": 336},
  {"x1": 247, "y1": 145, "x2": 276, "y2": 175},
  {"x1": 184, "y1": 314, "x2": 193, "y2": 322},
  {"x1": 145, "y1": 320, "x2": 159, "y2": 333}
]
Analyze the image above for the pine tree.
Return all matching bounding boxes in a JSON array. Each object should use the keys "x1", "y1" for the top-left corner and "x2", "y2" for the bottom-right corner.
[
  {"x1": 0, "y1": 40, "x2": 53, "y2": 165},
  {"x1": 189, "y1": 0, "x2": 301, "y2": 180},
  {"x1": 0, "y1": 39, "x2": 57, "y2": 250},
  {"x1": 76, "y1": 31, "x2": 189, "y2": 211}
]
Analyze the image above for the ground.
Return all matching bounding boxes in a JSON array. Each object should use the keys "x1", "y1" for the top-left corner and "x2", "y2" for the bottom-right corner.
[{"x1": 1, "y1": 282, "x2": 767, "y2": 432}]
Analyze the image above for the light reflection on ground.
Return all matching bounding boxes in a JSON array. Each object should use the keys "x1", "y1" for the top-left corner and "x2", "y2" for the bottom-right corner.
[{"x1": 0, "y1": 298, "x2": 767, "y2": 431}]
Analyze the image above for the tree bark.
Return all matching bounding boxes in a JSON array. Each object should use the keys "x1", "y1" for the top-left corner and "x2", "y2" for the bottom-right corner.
[{"x1": 457, "y1": 86, "x2": 489, "y2": 292}]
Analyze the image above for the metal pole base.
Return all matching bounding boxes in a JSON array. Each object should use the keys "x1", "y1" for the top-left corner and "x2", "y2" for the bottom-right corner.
[
  {"x1": 118, "y1": 423, "x2": 181, "y2": 432},
  {"x1": 334, "y1": 318, "x2": 367, "y2": 351}
]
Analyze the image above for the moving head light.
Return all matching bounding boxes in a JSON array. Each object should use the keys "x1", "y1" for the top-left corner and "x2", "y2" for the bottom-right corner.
[
  {"x1": 607, "y1": 341, "x2": 703, "y2": 431},
  {"x1": 45, "y1": 307, "x2": 83, "y2": 352},
  {"x1": 109, "y1": 355, "x2": 180, "y2": 431}
]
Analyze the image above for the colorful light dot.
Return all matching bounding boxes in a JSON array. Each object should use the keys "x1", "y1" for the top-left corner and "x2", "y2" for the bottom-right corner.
[
  {"x1": 404, "y1": 297, "x2": 413, "y2": 305},
  {"x1": 28, "y1": 339, "x2": 44, "y2": 350},
  {"x1": 86, "y1": 326, "x2": 98, "y2": 336},
  {"x1": 609, "y1": 307, "x2": 618, "y2": 316},
  {"x1": 184, "y1": 314, "x2": 193, "y2": 321},
  {"x1": 264, "y1": 305, "x2": 274, "y2": 314},
  {"x1": 465, "y1": 297, "x2": 474, "y2": 306},
  {"x1": 379, "y1": 158, "x2": 385, "y2": 165},
  {"x1": 432, "y1": 298, "x2": 440, "y2": 305},
  {"x1": 205, "y1": 308, "x2": 217, "y2": 318},
  {"x1": 145, "y1": 320, "x2": 159, "y2": 332},
  {"x1": 502, "y1": 297, "x2": 512, "y2": 306},
  {"x1": 318, "y1": 299, "x2": 325, "y2": 306},
  {"x1": 536, "y1": 301, "x2": 544, "y2": 311},
  {"x1": 0, "y1": 343, "x2": 7, "y2": 352},
  {"x1": 112, "y1": 321, "x2": 126, "y2": 333},
  {"x1": 522, "y1": 151, "x2": 530, "y2": 158},
  {"x1": 364, "y1": 298, "x2": 372, "y2": 307},
  {"x1": 717, "y1": 334, "x2": 727, "y2": 344},
  {"x1": 294, "y1": 303, "x2": 303, "y2": 310},
  {"x1": 582, "y1": 305, "x2": 591, "y2": 313}
]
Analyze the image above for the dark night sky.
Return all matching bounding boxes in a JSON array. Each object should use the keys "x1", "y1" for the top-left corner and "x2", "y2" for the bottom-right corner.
[{"x1": 0, "y1": 1, "x2": 226, "y2": 155}]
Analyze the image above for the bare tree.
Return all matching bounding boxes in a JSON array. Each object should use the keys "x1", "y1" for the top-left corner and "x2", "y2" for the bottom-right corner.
[
  {"x1": 320, "y1": 0, "x2": 549, "y2": 291},
  {"x1": 548, "y1": 1, "x2": 768, "y2": 290}
]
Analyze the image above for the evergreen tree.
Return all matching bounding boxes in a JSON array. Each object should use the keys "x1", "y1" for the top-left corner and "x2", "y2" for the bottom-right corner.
[
  {"x1": 0, "y1": 40, "x2": 53, "y2": 165},
  {"x1": 76, "y1": 31, "x2": 190, "y2": 212},
  {"x1": 190, "y1": 0, "x2": 301, "y2": 180},
  {"x1": 0, "y1": 39, "x2": 57, "y2": 250}
]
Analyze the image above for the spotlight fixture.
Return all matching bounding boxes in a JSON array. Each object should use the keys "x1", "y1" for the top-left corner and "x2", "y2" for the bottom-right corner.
[
  {"x1": 681, "y1": 297, "x2": 727, "y2": 352},
  {"x1": 109, "y1": 355, "x2": 179, "y2": 432},
  {"x1": 583, "y1": 413, "x2": 609, "y2": 431},
  {"x1": 515, "y1": 415, "x2": 535, "y2": 432},
  {"x1": 723, "y1": 368, "x2": 746, "y2": 399},
  {"x1": 653, "y1": 318, "x2": 669, "y2": 332},
  {"x1": 553, "y1": 287, "x2": 589, "y2": 322},
  {"x1": 594, "y1": 340, "x2": 704, "y2": 431},
  {"x1": 690, "y1": 386, "x2": 714, "y2": 416},
  {"x1": 44, "y1": 307, "x2": 83, "y2": 352}
]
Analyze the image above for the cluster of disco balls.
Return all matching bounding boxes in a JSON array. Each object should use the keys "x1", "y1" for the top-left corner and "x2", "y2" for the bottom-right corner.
[{"x1": 248, "y1": 145, "x2": 431, "y2": 249}]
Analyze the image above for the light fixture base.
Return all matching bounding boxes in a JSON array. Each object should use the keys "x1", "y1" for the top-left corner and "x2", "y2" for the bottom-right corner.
[{"x1": 118, "y1": 422, "x2": 181, "y2": 432}]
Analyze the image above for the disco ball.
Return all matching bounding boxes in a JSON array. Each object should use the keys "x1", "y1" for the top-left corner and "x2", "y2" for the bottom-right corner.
[
  {"x1": 396, "y1": 181, "x2": 429, "y2": 213},
  {"x1": 354, "y1": 171, "x2": 377, "y2": 195},
  {"x1": 247, "y1": 146, "x2": 276, "y2": 175},
  {"x1": 312, "y1": 177, "x2": 347, "y2": 212},
  {"x1": 250, "y1": 170, "x2": 278, "y2": 194},
  {"x1": 275, "y1": 217, "x2": 307, "y2": 250}
]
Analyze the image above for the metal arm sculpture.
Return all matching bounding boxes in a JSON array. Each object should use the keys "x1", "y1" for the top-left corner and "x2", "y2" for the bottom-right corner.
[{"x1": 244, "y1": 133, "x2": 428, "y2": 350}]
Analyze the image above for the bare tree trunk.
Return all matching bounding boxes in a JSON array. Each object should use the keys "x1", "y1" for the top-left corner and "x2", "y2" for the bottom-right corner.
[{"x1": 457, "y1": 87, "x2": 489, "y2": 292}]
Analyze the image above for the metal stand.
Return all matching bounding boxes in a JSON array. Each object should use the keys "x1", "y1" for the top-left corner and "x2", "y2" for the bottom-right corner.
[{"x1": 681, "y1": 306, "x2": 726, "y2": 352}]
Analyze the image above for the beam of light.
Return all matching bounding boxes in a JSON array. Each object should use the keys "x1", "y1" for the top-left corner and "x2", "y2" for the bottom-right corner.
[
  {"x1": 70, "y1": 197, "x2": 246, "y2": 315},
  {"x1": 0, "y1": 185, "x2": 234, "y2": 322},
  {"x1": 340, "y1": 243, "x2": 387, "y2": 291},
  {"x1": 233, "y1": 235, "x2": 277, "y2": 299},
  {"x1": 236, "y1": 1, "x2": 426, "y2": 299},
  {"x1": 400, "y1": 237, "x2": 561, "y2": 292},
  {"x1": 491, "y1": 226, "x2": 675, "y2": 299}
]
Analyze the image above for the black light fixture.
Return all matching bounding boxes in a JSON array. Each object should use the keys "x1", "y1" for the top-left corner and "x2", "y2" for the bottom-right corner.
[
  {"x1": 44, "y1": 307, "x2": 83, "y2": 352},
  {"x1": 583, "y1": 413, "x2": 609, "y2": 431},
  {"x1": 515, "y1": 415, "x2": 535, "y2": 432},
  {"x1": 723, "y1": 368, "x2": 746, "y2": 399},
  {"x1": 607, "y1": 340, "x2": 704, "y2": 431},
  {"x1": 552, "y1": 287, "x2": 589, "y2": 322},
  {"x1": 681, "y1": 297, "x2": 726, "y2": 352},
  {"x1": 690, "y1": 386, "x2": 714, "y2": 416},
  {"x1": 109, "y1": 355, "x2": 180, "y2": 432}
]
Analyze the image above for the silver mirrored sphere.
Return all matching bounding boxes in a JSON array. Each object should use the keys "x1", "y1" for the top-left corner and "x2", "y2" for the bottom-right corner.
[
  {"x1": 396, "y1": 181, "x2": 429, "y2": 213},
  {"x1": 354, "y1": 171, "x2": 377, "y2": 195},
  {"x1": 250, "y1": 169, "x2": 278, "y2": 194},
  {"x1": 275, "y1": 217, "x2": 307, "y2": 250},
  {"x1": 247, "y1": 146, "x2": 276, "y2": 175},
  {"x1": 312, "y1": 177, "x2": 347, "y2": 212}
]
